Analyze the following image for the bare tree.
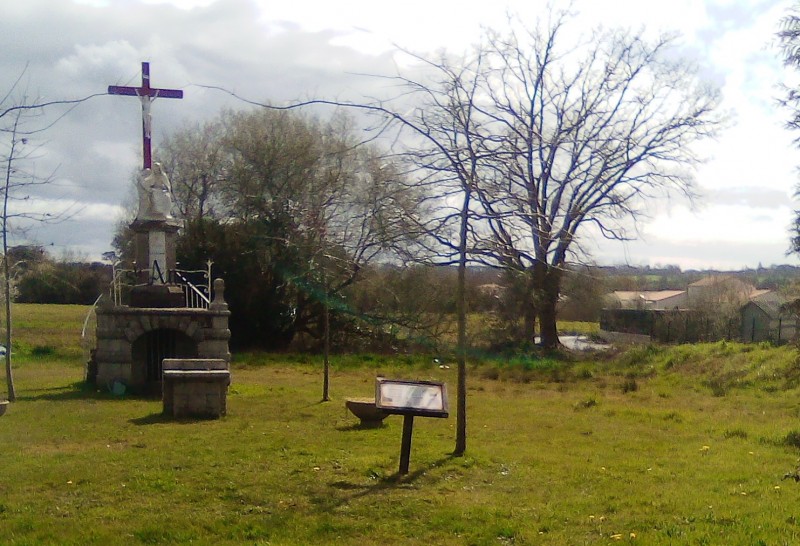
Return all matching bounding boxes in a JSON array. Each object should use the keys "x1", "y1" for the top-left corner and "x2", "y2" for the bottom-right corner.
[
  {"x1": 485, "y1": 17, "x2": 721, "y2": 347},
  {"x1": 0, "y1": 70, "x2": 102, "y2": 401},
  {"x1": 332, "y1": 13, "x2": 719, "y2": 451},
  {"x1": 160, "y1": 119, "x2": 228, "y2": 223},
  {"x1": 379, "y1": 53, "x2": 492, "y2": 456},
  {"x1": 778, "y1": 5, "x2": 800, "y2": 255},
  {"x1": 0, "y1": 105, "x2": 69, "y2": 402},
  {"x1": 779, "y1": 5, "x2": 800, "y2": 138},
  {"x1": 378, "y1": 13, "x2": 723, "y2": 349}
]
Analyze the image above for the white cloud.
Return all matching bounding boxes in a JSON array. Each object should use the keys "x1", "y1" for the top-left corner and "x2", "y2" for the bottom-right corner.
[
  {"x1": 141, "y1": 0, "x2": 216, "y2": 8},
  {"x1": 0, "y1": 0, "x2": 794, "y2": 267},
  {"x1": 56, "y1": 41, "x2": 141, "y2": 75},
  {"x1": 643, "y1": 203, "x2": 792, "y2": 244}
]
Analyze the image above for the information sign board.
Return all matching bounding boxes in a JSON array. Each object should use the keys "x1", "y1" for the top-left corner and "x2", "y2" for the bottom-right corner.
[{"x1": 375, "y1": 378, "x2": 448, "y2": 418}]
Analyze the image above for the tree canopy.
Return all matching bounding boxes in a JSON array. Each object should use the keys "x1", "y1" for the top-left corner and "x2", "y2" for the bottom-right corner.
[{"x1": 143, "y1": 108, "x2": 417, "y2": 350}]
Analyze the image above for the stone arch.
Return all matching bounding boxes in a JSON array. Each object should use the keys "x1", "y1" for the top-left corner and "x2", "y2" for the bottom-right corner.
[{"x1": 131, "y1": 328, "x2": 198, "y2": 392}]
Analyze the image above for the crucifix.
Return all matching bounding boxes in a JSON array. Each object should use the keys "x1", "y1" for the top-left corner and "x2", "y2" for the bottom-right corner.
[
  {"x1": 108, "y1": 62, "x2": 183, "y2": 286},
  {"x1": 108, "y1": 61, "x2": 183, "y2": 170}
]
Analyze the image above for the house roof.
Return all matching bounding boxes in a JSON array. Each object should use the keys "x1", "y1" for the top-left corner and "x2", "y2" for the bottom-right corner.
[
  {"x1": 612, "y1": 290, "x2": 685, "y2": 302},
  {"x1": 750, "y1": 289, "x2": 774, "y2": 300},
  {"x1": 689, "y1": 275, "x2": 756, "y2": 294},
  {"x1": 743, "y1": 290, "x2": 797, "y2": 318},
  {"x1": 744, "y1": 299, "x2": 787, "y2": 319},
  {"x1": 689, "y1": 275, "x2": 732, "y2": 287}
]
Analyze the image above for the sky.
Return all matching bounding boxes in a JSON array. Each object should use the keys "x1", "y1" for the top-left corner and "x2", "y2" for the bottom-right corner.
[{"x1": 1, "y1": 0, "x2": 798, "y2": 270}]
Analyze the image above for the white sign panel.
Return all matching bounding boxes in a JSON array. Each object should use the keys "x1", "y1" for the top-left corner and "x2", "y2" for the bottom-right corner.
[{"x1": 375, "y1": 379, "x2": 449, "y2": 417}]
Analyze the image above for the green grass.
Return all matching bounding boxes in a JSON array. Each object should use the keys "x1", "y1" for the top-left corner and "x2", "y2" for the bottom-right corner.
[
  {"x1": 557, "y1": 320, "x2": 601, "y2": 336},
  {"x1": 4, "y1": 306, "x2": 800, "y2": 544},
  {"x1": 6, "y1": 303, "x2": 94, "y2": 360}
]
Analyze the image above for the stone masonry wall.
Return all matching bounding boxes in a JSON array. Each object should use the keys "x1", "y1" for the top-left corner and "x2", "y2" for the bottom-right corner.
[{"x1": 94, "y1": 304, "x2": 230, "y2": 390}]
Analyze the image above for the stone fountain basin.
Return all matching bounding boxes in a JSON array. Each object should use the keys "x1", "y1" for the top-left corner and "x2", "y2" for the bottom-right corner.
[{"x1": 345, "y1": 397, "x2": 387, "y2": 426}]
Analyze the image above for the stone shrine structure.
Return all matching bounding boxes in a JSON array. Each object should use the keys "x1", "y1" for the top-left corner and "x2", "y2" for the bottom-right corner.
[{"x1": 91, "y1": 62, "x2": 230, "y2": 395}]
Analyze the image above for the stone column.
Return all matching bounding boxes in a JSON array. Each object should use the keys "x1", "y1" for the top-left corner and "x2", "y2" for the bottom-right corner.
[{"x1": 131, "y1": 218, "x2": 181, "y2": 284}]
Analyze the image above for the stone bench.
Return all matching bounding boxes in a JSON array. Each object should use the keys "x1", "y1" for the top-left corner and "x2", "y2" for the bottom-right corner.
[{"x1": 162, "y1": 358, "x2": 230, "y2": 418}]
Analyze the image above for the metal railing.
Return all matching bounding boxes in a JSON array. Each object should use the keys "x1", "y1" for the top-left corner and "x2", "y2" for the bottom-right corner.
[
  {"x1": 110, "y1": 266, "x2": 136, "y2": 306},
  {"x1": 171, "y1": 268, "x2": 211, "y2": 309},
  {"x1": 80, "y1": 261, "x2": 215, "y2": 354},
  {"x1": 106, "y1": 261, "x2": 213, "y2": 309}
]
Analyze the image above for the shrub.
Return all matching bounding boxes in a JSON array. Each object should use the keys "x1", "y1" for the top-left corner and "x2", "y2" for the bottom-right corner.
[
  {"x1": 31, "y1": 345, "x2": 55, "y2": 357},
  {"x1": 574, "y1": 397, "x2": 598, "y2": 410},
  {"x1": 621, "y1": 377, "x2": 638, "y2": 394},
  {"x1": 704, "y1": 377, "x2": 728, "y2": 397},
  {"x1": 617, "y1": 344, "x2": 662, "y2": 368},
  {"x1": 783, "y1": 430, "x2": 800, "y2": 449},
  {"x1": 723, "y1": 428, "x2": 748, "y2": 440}
]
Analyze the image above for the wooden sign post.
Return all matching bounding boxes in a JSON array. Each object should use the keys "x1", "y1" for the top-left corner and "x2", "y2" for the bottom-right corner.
[{"x1": 375, "y1": 378, "x2": 449, "y2": 475}]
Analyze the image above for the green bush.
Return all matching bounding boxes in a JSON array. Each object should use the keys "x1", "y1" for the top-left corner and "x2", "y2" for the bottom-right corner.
[
  {"x1": 621, "y1": 377, "x2": 638, "y2": 394},
  {"x1": 31, "y1": 345, "x2": 55, "y2": 357},
  {"x1": 783, "y1": 430, "x2": 800, "y2": 449}
]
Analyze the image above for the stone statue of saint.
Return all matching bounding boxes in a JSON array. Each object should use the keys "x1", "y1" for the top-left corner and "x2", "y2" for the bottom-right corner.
[{"x1": 137, "y1": 162, "x2": 173, "y2": 220}]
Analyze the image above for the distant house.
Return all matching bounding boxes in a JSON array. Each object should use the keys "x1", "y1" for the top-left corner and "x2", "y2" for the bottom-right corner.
[
  {"x1": 750, "y1": 289, "x2": 773, "y2": 300},
  {"x1": 740, "y1": 292, "x2": 798, "y2": 343},
  {"x1": 606, "y1": 290, "x2": 687, "y2": 310},
  {"x1": 688, "y1": 275, "x2": 756, "y2": 307},
  {"x1": 601, "y1": 275, "x2": 794, "y2": 343}
]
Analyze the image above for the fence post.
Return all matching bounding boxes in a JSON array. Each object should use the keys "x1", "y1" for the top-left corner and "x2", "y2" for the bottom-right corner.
[{"x1": 207, "y1": 259, "x2": 213, "y2": 300}]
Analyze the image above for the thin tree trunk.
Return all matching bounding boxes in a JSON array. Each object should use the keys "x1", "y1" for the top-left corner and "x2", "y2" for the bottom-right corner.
[
  {"x1": 322, "y1": 273, "x2": 330, "y2": 402},
  {"x1": 3, "y1": 118, "x2": 15, "y2": 402},
  {"x1": 454, "y1": 189, "x2": 470, "y2": 456},
  {"x1": 3, "y1": 253, "x2": 13, "y2": 402}
]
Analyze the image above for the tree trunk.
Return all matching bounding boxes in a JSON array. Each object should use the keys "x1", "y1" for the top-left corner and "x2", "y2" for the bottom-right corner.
[
  {"x1": 3, "y1": 263, "x2": 13, "y2": 402},
  {"x1": 3, "y1": 135, "x2": 14, "y2": 402},
  {"x1": 322, "y1": 292, "x2": 330, "y2": 402},
  {"x1": 453, "y1": 189, "x2": 470, "y2": 457},
  {"x1": 537, "y1": 264, "x2": 561, "y2": 349}
]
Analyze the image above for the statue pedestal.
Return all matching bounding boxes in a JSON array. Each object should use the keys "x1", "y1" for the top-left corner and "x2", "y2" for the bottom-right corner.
[
  {"x1": 130, "y1": 218, "x2": 181, "y2": 282},
  {"x1": 130, "y1": 284, "x2": 185, "y2": 308}
]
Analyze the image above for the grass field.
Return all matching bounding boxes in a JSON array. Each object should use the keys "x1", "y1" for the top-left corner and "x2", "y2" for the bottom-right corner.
[{"x1": 3, "y1": 305, "x2": 800, "y2": 544}]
